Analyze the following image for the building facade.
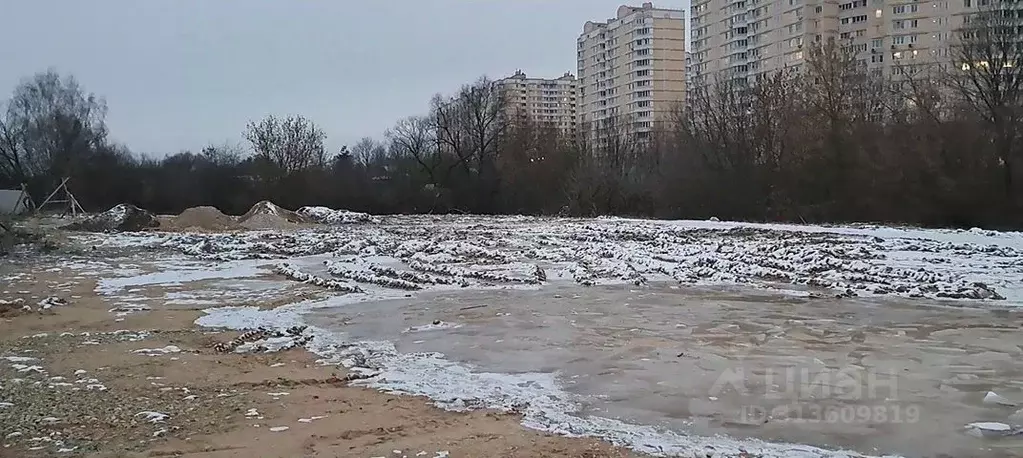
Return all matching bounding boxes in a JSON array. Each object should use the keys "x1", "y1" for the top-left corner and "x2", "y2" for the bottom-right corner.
[
  {"x1": 497, "y1": 70, "x2": 579, "y2": 136},
  {"x1": 689, "y1": 0, "x2": 1002, "y2": 91},
  {"x1": 577, "y1": 3, "x2": 686, "y2": 140}
]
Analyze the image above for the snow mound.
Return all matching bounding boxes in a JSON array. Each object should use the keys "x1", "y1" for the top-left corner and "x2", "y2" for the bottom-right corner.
[
  {"x1": 238, "y1": 201, "x2": 308, "y2": 230},
  {"x1": 297, "y1": 206, "x2": 376, "y2": 224},
  {"x1": 240, "y1": 201, "x2": 305, "y2": 222},
  {"x1": 63, "y1": 204, "x2": 160, "y2": 232}
]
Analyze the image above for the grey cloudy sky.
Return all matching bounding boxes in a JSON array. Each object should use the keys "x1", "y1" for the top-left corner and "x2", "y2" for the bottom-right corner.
[{"x1": 1, "y1": 0, "x2": 687, "y2": 156}]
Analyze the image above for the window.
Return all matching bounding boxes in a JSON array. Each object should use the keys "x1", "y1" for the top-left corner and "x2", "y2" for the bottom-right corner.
[
  {"x1": 636, "y1": 100, "x2": 651, "y2": 108},
  {"x1": 895, "y1": 19, "x2": 919, "y2": 29},
  {"x1": 634, "y1": 59, "x2": 651, "y2": 67},
  {"x1": 815, "y1": 5, "x2": 822, "y2": 12},
  {"x1": 875, "y1": 8, "x2": 882, "y2": 17},
  {"x1": 892, "y1": 34, "x2": 917, "y2": 44},
  {"x1": 635, "y1": 49, "x2": 651, "y2": 56},
  {"x1": 871, "y1": 38, "x2": 883, "y2": 47},
  {"x1": 635, "y1": 28, "x2": 651, "y2": 35},
  {"x1": 634, "y1": 90, "x2": 651, "y2": 98},
  {"x1": 635, "y1": 80, "x2": 651, "y2": 87},
  {"x1": 635, "y1": 69, "x2": 650, "y2": 77},
  {"x1": 856, "y1": 29, "x2": 865, "y2": 37}
]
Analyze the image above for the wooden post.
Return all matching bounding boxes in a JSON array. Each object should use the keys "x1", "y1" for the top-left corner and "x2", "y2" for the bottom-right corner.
[
  {"x1": 36, "y1": 177, "x2": 70, "y2": 213},
  {"x1": 19, "y1": 183, "x2": 35, "y2": 213}
]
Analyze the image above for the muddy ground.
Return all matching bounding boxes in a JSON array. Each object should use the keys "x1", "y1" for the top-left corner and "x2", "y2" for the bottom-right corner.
[
  {"x1": 5, "y1": 215, "x2": 1023, "y2": 458},
  {"x1": 0, "y1": 261, "x2": 631, "y2": 458}
]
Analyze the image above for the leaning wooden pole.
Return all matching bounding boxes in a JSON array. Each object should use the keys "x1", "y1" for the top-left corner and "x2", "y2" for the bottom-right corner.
[{"x1": 35, "y1": 177, "x2": 70, "y2": 214}]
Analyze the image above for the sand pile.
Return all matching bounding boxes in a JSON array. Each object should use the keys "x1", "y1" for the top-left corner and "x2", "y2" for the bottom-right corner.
[
  {"x1": 297, "y1": 206, "x2": 376, "y2": 224},
  {"x1": 238, "y1": 201, "x2": 309, "y2": 230},
  {"x1": 162, "y1": 206, "x2": 239, "y2": 231},
  {"x1": 63, "y1": 204, "x2": 160, "y2": 232},
  {"x1": 239, "y1": 213, "x2": 300, "y2": 230}
]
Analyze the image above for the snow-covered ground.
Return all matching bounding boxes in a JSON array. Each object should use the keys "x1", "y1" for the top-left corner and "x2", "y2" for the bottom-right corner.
[
  {"x1": 67, "y1": 216, "x2": 1023, "y2": 457},
  {"x1": 79, "y1": 215, "x2": 1023, "y2": 304}
]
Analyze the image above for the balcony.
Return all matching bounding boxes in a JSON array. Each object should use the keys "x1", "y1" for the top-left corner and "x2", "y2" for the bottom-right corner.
[{"x1": 632, "y1": 59, "x2": 653, "y2": 70}]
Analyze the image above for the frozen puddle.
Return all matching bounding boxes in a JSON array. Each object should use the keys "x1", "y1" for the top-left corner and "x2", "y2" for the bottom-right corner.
[{"x1": 297, "y1": 284, "x2": 1023, "y2": 458}]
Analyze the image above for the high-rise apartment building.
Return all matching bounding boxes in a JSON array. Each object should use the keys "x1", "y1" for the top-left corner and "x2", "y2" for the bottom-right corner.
[
  {"x1": 689, "y1": 0, "x2": 1003, "y2": 91},
  {"x1": 577, "y1": 3, "x2": 686, "y2": 140},
  {"x1": 497, "y1": 70, "x2": 579, "y2": 136}
]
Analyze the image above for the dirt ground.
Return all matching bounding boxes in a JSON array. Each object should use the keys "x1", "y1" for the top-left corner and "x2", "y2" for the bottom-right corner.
[{"x1": 0, "y1": 265, "x2": 634, "y2": 458}]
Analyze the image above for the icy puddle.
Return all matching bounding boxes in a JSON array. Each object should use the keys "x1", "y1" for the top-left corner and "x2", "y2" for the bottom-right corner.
[{"x1": 307, "y1": 283, "x2": 1023, "y2": 458}]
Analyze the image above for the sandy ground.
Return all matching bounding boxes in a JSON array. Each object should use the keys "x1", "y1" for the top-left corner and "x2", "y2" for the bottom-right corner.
[{"x1": 0, "y1": 263, "x2": 633, "y2": 458}]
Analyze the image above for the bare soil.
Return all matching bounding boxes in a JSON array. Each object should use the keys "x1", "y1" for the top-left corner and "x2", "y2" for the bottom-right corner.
[{"x1": 159, "y1": 206, "x2": 239, "y2": 232}]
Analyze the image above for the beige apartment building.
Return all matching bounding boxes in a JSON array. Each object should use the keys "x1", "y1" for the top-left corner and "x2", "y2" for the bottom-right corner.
[
  {"x1": 497, "y1": 70, "x2": 579, "y2": 136},
  {"x1": 689, "y1": 0, "x2": 999, "y2": 91},
  {"x1": 577, "y1": 3, "x2": 686, "y2": 140}
]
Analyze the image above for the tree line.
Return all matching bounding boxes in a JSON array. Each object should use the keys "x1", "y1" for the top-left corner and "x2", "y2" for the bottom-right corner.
[{"x1": 1, "y1": 6, "x2": 1020, "y2": 227}]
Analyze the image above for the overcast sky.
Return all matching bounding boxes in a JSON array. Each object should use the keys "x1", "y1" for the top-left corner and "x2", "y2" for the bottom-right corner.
[{"x1": 0, "y1": 1, "x2": 687, "y2": 156}]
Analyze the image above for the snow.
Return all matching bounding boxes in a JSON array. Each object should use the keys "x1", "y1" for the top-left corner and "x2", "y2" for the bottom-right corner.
[
  {"x1": 1, "y1": 356, "x2": 38, "y2": 363},
  {"x1": 983, "y1": 391, "x2": 1017, "y2": 407},
  {"x1": 133, "y1": 346, "x2": 181, "y2": 356},
  {"x1": 91, "y1": 216, "x2": 1023, "y2": 304},
  {"x1": 96, "y1": 259, "x2": 270, "y2": 294},
  {"x1": 297, "y1": 206, "x2": 376, "y2": 224},
  {"x1": 135, "y1": 411, "x2": 169, "y2": 423}
]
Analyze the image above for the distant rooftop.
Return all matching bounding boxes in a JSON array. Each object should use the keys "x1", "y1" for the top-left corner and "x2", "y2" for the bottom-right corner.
[
  {"x1": 501, "y1": 70, "x2": 576, "y2": 81},
  {"x1": 581, "y1": 3, "x2": 682, "y2": 35}
]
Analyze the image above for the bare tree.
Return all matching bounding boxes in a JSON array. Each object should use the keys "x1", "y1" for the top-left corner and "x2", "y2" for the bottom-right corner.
[
  {"x1": 0, "y1": 70, "x2": 108, "y2": 185},
  {"x1": 497, "y1": 116, "x2": 577, "y2": 213},
  {"x1": 430, "y1": 77, "x2": 508, "y2": 211},
  {"x1": 244, "y1": 115, "x2": 327, "y2": 174},
  {"x1": 386, "y1": 115, "x2": 438, "y2": 182},
  {"x1": 948, "y1": 0, "x2": 1023, "y2": 197},
  {"x1": 350, "y1": 137, "x2": 387, "y2": 167},
  {"x1": 200, "y1": 142, "x2": 245, "y2": 166}
]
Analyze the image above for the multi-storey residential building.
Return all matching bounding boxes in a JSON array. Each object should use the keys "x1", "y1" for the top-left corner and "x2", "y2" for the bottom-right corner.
[
  {"x1": 688, "y1": 0, "x2": 1008, "y2": 91},
  {"x1": 497, "y1": 70, "x2": 579, "y2": 136},
  {"x1": 577, "y1": 3, "x2": 686, "y2": 140}
]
